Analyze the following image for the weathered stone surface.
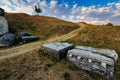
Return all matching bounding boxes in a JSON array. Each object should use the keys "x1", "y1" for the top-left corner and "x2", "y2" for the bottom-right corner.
[
  {"x1": 0, "y1": 33, "x2": 15, "y2": 47},
  {"x1": 75, "y1": 46, "x2": 118, "y2": 62},
  {"x1": 42, "y1": 42, "x2": 74, "y2": 60},
  {"x1": 20, "y1": 36, "x2": 39, "y2": 43},
  {"x1": 0, "y1": 16, "x2": 9, "y2": 35},
  {"x1": 18, "y1": 32, "x2": 39, "y2": 43},
  {"x1": 18, "y1": 32, "x2": 31, "y2": 37},
  {"x1": 67, "y1": 46, "x2": 118, "y2": 79}
]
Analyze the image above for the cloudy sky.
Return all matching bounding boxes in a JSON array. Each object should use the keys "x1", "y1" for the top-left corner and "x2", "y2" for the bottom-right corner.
[{"x1": 0, "y1": 0, "x2": 120, "y2": 25}]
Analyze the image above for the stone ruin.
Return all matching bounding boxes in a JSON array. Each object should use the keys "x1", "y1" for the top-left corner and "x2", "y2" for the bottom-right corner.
[
  {"x1": 42, "y1": 42, "x2": 74, "y2": 60},
  {"x1": 0, "y1": 8, "x2": 39, "y2": 47},
  {"x1": 0, "y1": 8, "x2": 15, "y2": 47},
  {"x1": 0, "y1": 8, "x2": 9, "y2": 35},
  {"x1": 42, "y1": 42, "x2": 118, "y2": 79},
  {"x1": 67, "y1": 46, "x2": 118, "y2": 79},
  {"x1": 17, "y1": 32, "x2": 39, "y2": 43}
]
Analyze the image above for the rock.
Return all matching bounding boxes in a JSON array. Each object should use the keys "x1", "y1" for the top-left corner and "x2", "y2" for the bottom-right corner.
[
  {"x1": 20, "y1": 36, "x2": 39, "y2": 43},
  {"x1": 42, "y1": 42, "x2": 74, "y2": 60},
  {"x1": 17, "y1": 32, "x2": 39, "y2": 43},
  {"x1": 0, "y1": 8, "x2": 5, "y2": 16},
  {"x1": 0, "y1": 33, "x2": 15, "y2": 47},
  {"x1": 0, "y1": 16, "x2": 9, "y2": 35},
  {"x1": 67, "y1": 46, "x2": 118, "y2": 79},
  {"x1": 18, "y1": 32, "x2": 31, "y2": 37}
]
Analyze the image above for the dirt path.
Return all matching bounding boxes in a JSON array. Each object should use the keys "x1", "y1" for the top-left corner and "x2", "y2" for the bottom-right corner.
[{"x1": 0, "y1": 26, "x2": 83, "y2": 60}]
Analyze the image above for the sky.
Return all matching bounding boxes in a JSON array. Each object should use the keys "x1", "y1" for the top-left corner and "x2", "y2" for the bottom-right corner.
[{"x1": 0, "y1": 0, "x2": 120, "y2": 25}]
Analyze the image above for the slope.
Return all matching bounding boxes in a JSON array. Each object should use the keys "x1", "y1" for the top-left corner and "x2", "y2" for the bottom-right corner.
[
  {"x1": 67, "y1": 22, "x2": 120, "y2": 79},
  {"x1": 0, "y1": 26, "x2": 83, "y2": 60},
  {"x1": 5, "y1": 13, "x2": 79, "y2": 39},
  {"x1": 0, "y1": 26, "x2": 93, "y2": 80}
]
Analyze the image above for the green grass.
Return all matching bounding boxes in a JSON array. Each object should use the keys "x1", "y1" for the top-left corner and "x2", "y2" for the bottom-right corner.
[
  {"x1": 67, "y1": 64, "x2": 78, "y2": 70},
  {"x1": 63, "y1": 72, "x2": 70, "y2": 80}
]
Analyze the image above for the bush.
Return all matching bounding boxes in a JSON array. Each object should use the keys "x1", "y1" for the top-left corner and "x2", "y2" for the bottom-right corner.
[
  {"x1": 63, "y1": 72, "x2": 70, "y2": 79},
  {"x1": 67, "y1": 64, "x2": 77, "y2": 70},
  {"x1": 45, "y1": 63, "x2": 53, "y2": 67}
]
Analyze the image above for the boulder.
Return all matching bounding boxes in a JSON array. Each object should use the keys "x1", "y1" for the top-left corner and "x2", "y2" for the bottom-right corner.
[
  {"x1": 0, "y1": 33, "x2": 15, "y2": 47},
  {"x1": 42, "y1": 42, "x2": 74, "y2": 60},
  {"x1": 17, "y1": 32, "x2": 39, "y2": 43},
  {"x1": 20, "y1": 36, "x2": 39, "y2": 43},
  {"x1": 18, "y1": 32, "x2": 31, "y2": 37}
]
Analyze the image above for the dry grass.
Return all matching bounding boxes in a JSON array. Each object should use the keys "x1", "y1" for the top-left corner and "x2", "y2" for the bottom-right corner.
[
  {"x1": 67, "y1": 23, "x2": 120, "y2": 80},
  {"x1": 5, "y1": 13, "x2": 79, "y2": 39},
  {"x1": 0, "y1": 49, "x2": 93, "y2": 80}
]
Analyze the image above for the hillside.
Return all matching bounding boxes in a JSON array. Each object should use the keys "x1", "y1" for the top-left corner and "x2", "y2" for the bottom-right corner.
[
  {"x1": 5, "y1": 13, "x2": 79, "y2": 39},
  {"x1": 67, "y1": 22, "x2": 120, "y2": 80},
  {"x1": 0, "y1": 25, "x2": 93, "y2": 80},
  {"x1": 0, "y1": 13, "x2": 120, "y2": 80}
]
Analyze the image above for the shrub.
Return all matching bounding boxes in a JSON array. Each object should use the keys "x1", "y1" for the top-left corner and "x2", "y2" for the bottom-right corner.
[
  {"x1": 63, "y1": 72, "x2": 70, "y2": 79},
  {"x1": 67, "y1": 64, "x2": 77, "y2": 70}
]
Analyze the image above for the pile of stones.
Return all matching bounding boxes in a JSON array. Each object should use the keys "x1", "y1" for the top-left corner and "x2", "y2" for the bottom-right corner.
[{"x1": 0, "y1": 8, "x2": 38, "y2": 47}]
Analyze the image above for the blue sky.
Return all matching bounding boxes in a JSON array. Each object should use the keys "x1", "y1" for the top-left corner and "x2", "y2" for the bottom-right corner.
[{"x1": 0, "y1": 0, "x2": 120, "y2": 25}]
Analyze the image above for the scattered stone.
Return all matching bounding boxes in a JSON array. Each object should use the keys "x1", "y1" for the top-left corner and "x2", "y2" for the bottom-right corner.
[
  {"x1": 67, "y1": 46, "x2": 118, "y2": 79},
  {"x1": 18, "y1": 32, "x2": 39, "y2": 43},
  {"x1": 42, "y1": 42, "x2": 74, "y2": 60},
  {"x1": 0, "y1": 33, "x2": 15, "y2": 47},
  {"x1": 75, "y1": 46, "x2": 118, "y2": 62},
  {"x1": 18, "y1": 32, "x2": 31, "y2": 37},
  {"x1": 42, "y1": 42, "x2": 118, "y2": 79},
  {"x1": 20, "y1": 36, "x2": 39, "y2": 43}
]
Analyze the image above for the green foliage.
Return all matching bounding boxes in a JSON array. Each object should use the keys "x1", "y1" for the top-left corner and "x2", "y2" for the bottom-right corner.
[
  {"x1": 89, "y1": 72, "x2": 101, "y2": 80},
  {"x1": 34, "y1": 5, "x2": 42, "y2": 15},
  {"x1": 67, "y1": 64, "x2": 77, "y2": 70},
  {"x1": 63, "y1": 72, "x2": 70, "y2": 79},
  {"x1": 78, "y1": 30, "x2": 87, "y2": 34},
  {"x1": 45, "y1": 63, "x2": 53, "y2": 68}
]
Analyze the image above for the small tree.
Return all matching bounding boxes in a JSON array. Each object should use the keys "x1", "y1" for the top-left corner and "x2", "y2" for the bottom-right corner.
[{"x1": 34, "y1": 5, "x2": 42, "y2": 15}]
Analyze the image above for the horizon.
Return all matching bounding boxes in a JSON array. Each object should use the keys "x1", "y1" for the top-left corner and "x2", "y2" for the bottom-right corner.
[{"x1": 0, "y1": 0, "x2": 120, "y2": 25}]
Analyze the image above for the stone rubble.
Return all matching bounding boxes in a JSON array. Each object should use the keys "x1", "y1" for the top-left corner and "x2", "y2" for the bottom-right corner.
[
  {"x1": 0, "y1": 33, "x2": 15, "y2": 47},
  {"x1": 42, "y1": 42, "x2": 118, "y2": 79},
  {"x1": 0, "y1": 8, "x2": 39, "y2": 47},
  {"x1": 42, "y1": 42, "x2": 74, "y2": 60}
]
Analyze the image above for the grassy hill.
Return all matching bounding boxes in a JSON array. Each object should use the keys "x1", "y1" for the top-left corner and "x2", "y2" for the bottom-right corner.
[
  {"x1": 66, "y1": 22, "x2": 120, "y2": 80},
  {"x1": 5, "y1": 13, "x2": 79, "y2": 39},
  {"x1": 0, "y1": 13, "x2": 120, "y2": 80}
]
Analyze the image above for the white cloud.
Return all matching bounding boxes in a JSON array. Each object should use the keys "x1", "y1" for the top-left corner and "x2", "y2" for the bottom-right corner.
[
  {"x1": 1, "y1": 5, "x2": 13, "y2": 12},
  {"x1": 1, "y1": 0, "x2": 12, "y2": 5},
  {"x1": 76, "y1": 16, "x2": 85, "y2": 20},
  {"x1": 50, "y1": 0, "x2": 57, "y2": 9},
  {"x1": 0, "y1": 0, "x2": 120, "y2": 25},
  {"x1": 115, "y1": 3, "x2": 120, "y2": 9},
  {"x1": 40, "y1": 0, "x2": 47, "y2": 7},
  {"x1": 65, "y1": 3, "x2": 69, "y2": 8}
]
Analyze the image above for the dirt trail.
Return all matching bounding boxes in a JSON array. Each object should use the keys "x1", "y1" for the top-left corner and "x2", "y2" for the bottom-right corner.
[{"x1": 0, "y1": 26, "x2": 83, "y2": 60}]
